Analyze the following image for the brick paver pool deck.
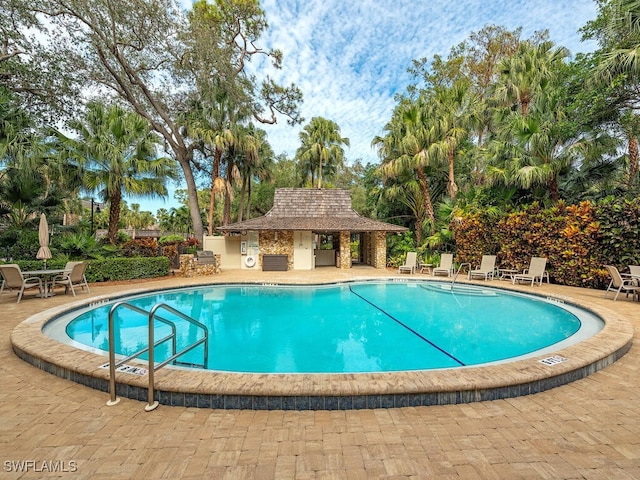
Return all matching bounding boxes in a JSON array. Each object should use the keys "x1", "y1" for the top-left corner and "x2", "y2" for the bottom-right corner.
[{"x1": 1, "y1": 267, "x2": 639, "y2": 479}]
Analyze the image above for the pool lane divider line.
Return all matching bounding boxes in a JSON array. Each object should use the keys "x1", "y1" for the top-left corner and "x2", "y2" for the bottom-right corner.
[{"x1": 348, "y1": 286, "x2": 465, "y2": 367}]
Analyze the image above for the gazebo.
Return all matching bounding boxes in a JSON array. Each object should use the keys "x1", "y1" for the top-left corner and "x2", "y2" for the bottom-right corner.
[{"x1": 211, "y1": 188, "x2": 407, "y2": 271}]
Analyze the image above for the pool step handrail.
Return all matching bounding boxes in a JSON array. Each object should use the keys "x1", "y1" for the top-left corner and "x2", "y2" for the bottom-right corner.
[
  {"x1": 107, "y1": 301, "x2": 209, "y2": 412},
  {"x1": 451, "y1": 263, "x2": 471, "y2": 289}
]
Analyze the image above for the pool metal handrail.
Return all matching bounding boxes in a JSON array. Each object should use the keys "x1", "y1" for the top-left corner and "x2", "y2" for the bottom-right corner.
[
  {"x1": 106, "y1": 301, "x2": 209, "y2": 411},
  {"x1": 451, "y1": 262, "x2": 471, "y2": 289}
]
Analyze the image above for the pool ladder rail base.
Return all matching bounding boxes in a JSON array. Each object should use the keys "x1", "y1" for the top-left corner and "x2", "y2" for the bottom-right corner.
[{"x1": 106, "y1": 301, "x2": 209, "y2": 412}]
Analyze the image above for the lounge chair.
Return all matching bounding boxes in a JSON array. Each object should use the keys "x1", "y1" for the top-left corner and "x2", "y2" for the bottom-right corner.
[
  {"x1": 628, "y1": 265, "x2": 640, "y2": 285},
  {"x1": 604, "y1": 265, "x2": 640, "y2": 301},
  {"x1": 398, "y1": 252, "x2": 417, "y2": 274},
  {"x1": 0, "y1": 264, "x2": 43, "y2": 303},
  {"x1": 512, "y1": 257, "x2": 549, "y2": 286},
  {"x1": 51, "y1": 261, "x2": 90, "y2": 296},
  {"x1": 468, "y1": 255, "x2": 496, "y2": 281},
  {"x1": 433, "y1": 253, "x2": 454, "y2": 277}
]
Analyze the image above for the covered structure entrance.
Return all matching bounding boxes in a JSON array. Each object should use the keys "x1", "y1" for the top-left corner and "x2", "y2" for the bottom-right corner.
[{"x1": 212, "y1": 188, "x2": 407, "y2": 271}]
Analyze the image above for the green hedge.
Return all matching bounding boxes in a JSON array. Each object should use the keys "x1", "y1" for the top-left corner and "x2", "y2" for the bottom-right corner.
[
  {"x1": 85, "y1": 257, "x2": 169, "y2": 282},
  {"x1": 5, "y1": 257, "x2": 170, "y2": 283}
]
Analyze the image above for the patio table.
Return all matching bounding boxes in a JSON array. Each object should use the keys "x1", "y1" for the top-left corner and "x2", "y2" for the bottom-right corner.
[
  {"x1": 22, "y1": 269, "x2": 65, "y2": 298},
  {"x1": 419, "y1": 263, "x2": 433, "y2": 274},
  {"x1": 496, "y1": 268, "x2": 519, "y2": 281}
]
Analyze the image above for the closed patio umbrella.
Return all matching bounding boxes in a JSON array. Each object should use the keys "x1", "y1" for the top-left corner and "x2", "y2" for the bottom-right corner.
[{"x1": 36, "y1": 213, "x2": 52, "y2": 269}]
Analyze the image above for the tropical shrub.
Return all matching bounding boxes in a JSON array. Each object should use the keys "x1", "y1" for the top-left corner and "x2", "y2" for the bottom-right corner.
[
  {"x1": 121, "y1": 238, "x2": 159, "y2": 257},
  {"x1": 56, "y1": 232, "x2": 107, "y2": 259},
  {"x1": 449, "y1": 212, "x2": 499, "y2": 266},
  {"x1": 595, "y1": 197, "x2": 640, "y2": 268},
  {"x1": 184, "y1": 236, "x2": 200, "y2": 254},
  {"x1": 386, "y1": 231, "x2": 415, "y2": 267},
  {"x1": 0, "y1": 228, "x2": 39, "y2": 261},
  {"x1": 159, "y1": 234, "x2": 185, "y2": 245},
  {"x1": 160, "y1": 244, "x2": 178, "y2": 258},
  {"x1": 549, "y1": 202, "x2": 604, "y2": 287},
  {"x1": 452, "y1": 201, "x2": 610, "y2": 288}
]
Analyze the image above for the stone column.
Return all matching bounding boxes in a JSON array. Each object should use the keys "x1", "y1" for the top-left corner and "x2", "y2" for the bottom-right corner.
[
  {"x1": 374, "y1": 232, "x2": 387, "y2": 269},
  {"x1": 339, "y1": 231, "x2": 351, "y2": 269}
]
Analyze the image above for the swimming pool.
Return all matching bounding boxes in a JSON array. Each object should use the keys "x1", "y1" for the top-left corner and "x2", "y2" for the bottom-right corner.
[
  {"x1": 13, "y1": 274, "x2": 632, "y2": 409},
  {"x1": 45, "y1": 280, "x2": 602, "y2": 374}
]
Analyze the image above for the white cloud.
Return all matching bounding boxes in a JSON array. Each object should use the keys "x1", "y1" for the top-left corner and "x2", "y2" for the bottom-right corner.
[
  {"x1": 137, "y1": 0, "x2": 599, "y2": 212},
  {"x1": 258, "y1": 0, "x2": 598, "y2": 165}
]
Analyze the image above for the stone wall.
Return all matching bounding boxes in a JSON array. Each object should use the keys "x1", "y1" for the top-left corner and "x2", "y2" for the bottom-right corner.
[
  {"x1": 259, "y1": 231, "x2": 294, "y2": 270},
  {"x1": 178, "y1": 253, "x2": 222, "y2": 277}
]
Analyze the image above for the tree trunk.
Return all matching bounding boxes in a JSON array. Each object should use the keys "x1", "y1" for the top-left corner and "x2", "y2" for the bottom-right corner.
[
  {"x1": 207, "y1": 176, "x2": 215, "y2": 236},
  {"x1": 521, "y1": 94, "x2": 529, "y2": 116},
  {"x1": 237, "y1": 176, "x2": 247, "y2": 223},
  {"x1": 207, "y1": 148, "x2": 222, "y2": 235},
  {"x1": 107, "y1": 190, "x2": 122, "y2": 245},
  {"x1": 175, "y1": 149, "x2": 204, "y2": 240},
  {"x1": 548, "y1": 177, "x2": 560, "y2": 202},
  {"x1": 317, "y1": 146, "x2": 323, "y2": 188},
  {"x1": 245, "y1": 179, "x2": 252, "y2": 220},
  {"x1": 223, "y1": 169, "x2": 232, "y2": 226},
  {"x1": 416, "y1": 168, "x2": 435, "y2": 235},
  {"x1": 447, "y1": 146, "x2": 458, "y2": 199},
  {"x1": 629, "y1": 136, "x2": 639, "y2": 185}
]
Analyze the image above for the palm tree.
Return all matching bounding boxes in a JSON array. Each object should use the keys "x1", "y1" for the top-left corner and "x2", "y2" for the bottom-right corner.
[
  {"x1": 296, "y1": 117, "x2": 350, "y2": 188},
  {"x1": 58, "y1": 102, "x2": 178, "y2": 244},
  {"x1": 383, "y1": 180, "x2": 427, "y2": 243},
  {"x1": 160, "y1": 206, "x2": 193, "y2": 234},
  {"x1": 0, "y1": 166, "x2": 55, "y2": 228},
  {"x1": 425, "y1": 80, "x2": 479, "y2": 199},
  {"x1": 235, "y1": 124, "x2": 274, "y2": 222},
  {"x1": 123, "y1": 203, "x2": 155, "y2": 239},
  {"x1": 487, "y1": 41, "x2": 572, "y2": 202},
  {"x1": 488, "y1": 89, "x2": 577, "y2": 202},
  {"x1": 181, "y1": 87, "x2": 240, "y2": 234},
  {"x1": 373, "y1": 99, "x2": 439, "y2": 241},
  {"x1": 619, "y1": 110, "x2": 640, "y2": 185},
  {"x1": 0, "y1": 91, "x2": 67, "y2": 226},
  {"x1": 593, "y1": 0, "x2": 640, "y2": 83},
  {"x1": 492, "y1": 40, "x2": 569, "y2": 117},
  {"x1": 584, "y1": 1, "x2": 640, "y2": 191},
  {"x1": 181, "y1": 84, "x2": 273, "y2": 231}
]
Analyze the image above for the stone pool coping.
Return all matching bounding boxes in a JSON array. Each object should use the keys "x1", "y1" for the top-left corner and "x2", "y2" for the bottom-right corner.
[{"x1": 10, "y1": 279, "x2": 634, "y2": 410}]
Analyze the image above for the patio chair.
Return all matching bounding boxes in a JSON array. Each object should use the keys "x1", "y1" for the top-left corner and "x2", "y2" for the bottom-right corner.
[
  {"x1": 468, "y1": 255, "x2": 496, "y2": 281},
  {"x1": 0, "y1": 264, "x2": 43, "y2": 303},
  {"x1": 433, "y1": 253, "x2": 454, "y2": 277},
  {"x1": 51, "y1": 261, "x2": 90, "y2": 296},
  {"x1": 398, "y1": 252, "x2": 417, "y2": 274},
  {"x1": 628, "y1": 265, "x2": 640, "y2": 285},
  {"x1": 512, "y1": 257, "x2": 549, "y2": 286},
  {"x1": 604, "y1": 265, "x2": 640, "y2": 301}
]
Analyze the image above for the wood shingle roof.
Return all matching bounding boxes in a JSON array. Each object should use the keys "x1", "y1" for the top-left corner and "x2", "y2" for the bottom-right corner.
[{"x1": 217, "y1": 188, "x2": 407, "y2": 233}]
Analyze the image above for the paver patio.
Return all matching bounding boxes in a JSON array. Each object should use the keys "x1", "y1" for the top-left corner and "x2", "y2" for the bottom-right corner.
[{"x1": 1, "y1": 267, "x2": 639, "y2": 479}]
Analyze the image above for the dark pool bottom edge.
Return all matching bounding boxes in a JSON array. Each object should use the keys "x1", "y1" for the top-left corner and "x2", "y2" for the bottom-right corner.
[{"x1": 13, "y1": 341, "x2": 632, "y2": 410}]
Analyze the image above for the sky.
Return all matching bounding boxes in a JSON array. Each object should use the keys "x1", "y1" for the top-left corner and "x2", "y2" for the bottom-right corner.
[{"x1": 134, "y1": 0, "x2": 600, "y2": 214}]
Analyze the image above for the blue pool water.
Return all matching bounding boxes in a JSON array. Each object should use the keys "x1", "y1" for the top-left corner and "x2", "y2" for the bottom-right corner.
[{"x1": 49, "y1": 281, "x2": 602, "y2": 373}]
